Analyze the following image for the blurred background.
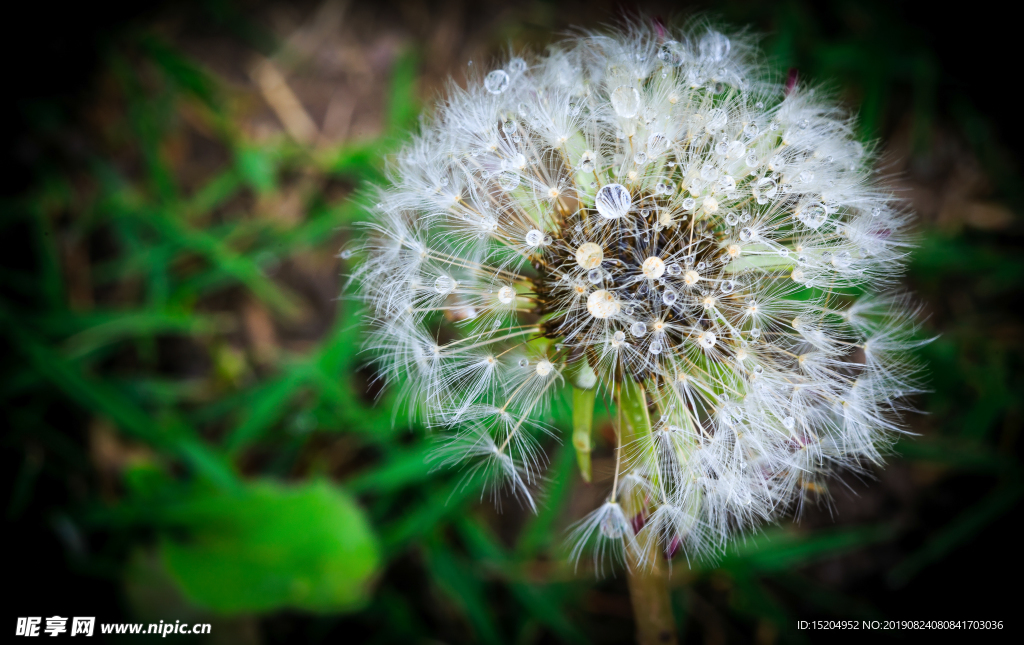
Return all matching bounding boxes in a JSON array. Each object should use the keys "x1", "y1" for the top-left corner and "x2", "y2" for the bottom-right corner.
[{"x1": 2, "y1": 0, "x2": 1021, "y2": 643}]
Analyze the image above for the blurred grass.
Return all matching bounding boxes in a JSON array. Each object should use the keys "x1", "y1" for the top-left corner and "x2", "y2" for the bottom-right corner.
[{"x1": 2, "y1": 1, "x2": 1022, "y2": 643}]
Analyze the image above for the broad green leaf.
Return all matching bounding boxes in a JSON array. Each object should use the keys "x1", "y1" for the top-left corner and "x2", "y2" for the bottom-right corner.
[{"x1": 161, "y1": 480, "x2": 380, "y2": 614}]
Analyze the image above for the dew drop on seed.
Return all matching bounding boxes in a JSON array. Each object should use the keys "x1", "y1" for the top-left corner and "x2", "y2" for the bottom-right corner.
[
  {"x1": 727, "y1": 141, "x2": 746, "y2": 158},
  {"x1": 755, "y1": 101, "x2": 764, "y2": 109},
  {"x1": 634, "y1": 152, "x2": 648, "y2": 165},
  {"x1": 434, "y1": 275, "x2": 455, "y2": 294},
  {"x1": 754, "y1": 177, "x2": 777, "y2": 204},
  {"x1": 783, "y1": 416, "x2": 796, "y2": 430},
  {"x1": 668, "y1": 263, "x2": 681, "y2": 276},
  {"x1": 743, "y1": 122, "x2": 759, "y2": 137},
  {"x1": 701, "y1": 163, "x2": 719, "y2": 181},
  {"x1": 745, "y1": 153, "x2": 758, "y2": 168},
  {"x1": 721, "y1": 279, "x2": 736, "y2": 294},
  {"x1": 502, "y1": 119, "x2": 517, "y2": 134},
  {"x1": 610, "y1": 85, "x2": 641, "y2": 118},
  {"x1": 682, "y1": 197, "x2": 696, "y2": 210},
  {"x1": 543, "y1": 234, "x2": 553, "y2": 245},
  {"x1": 750, "y1": 328, "x2": 761, "y2": 339},
  {"x1": 725, "y1": 212, "x2": 738, "y2": 226},
  {"x1": 579, "y1": 151, "x2": 596, "y2": 173},
  {"x1": 524, "y1": 229, "x2": 544, "y2": 246},
  {"x1": 630, "y1": 322, "x2": 647, "y2": 337},
  {"x1": 340, "y1": 249, "x2": 353, "y2": 259},
  {"x1": 595, "y1": 183, "x2": 632, "y2": 219},
  {"x1": 715, "y1": 141, "x2": 728, "y2": 155},
  {"x1": 518, "y1": 358, "x2": 529, "y2": 368},
  {"x1": 800, "y1": 202, "x2": 827, "y2": 228},
  {"x1": 740, "y1": 227, "x2": 753, "y2": 241},
  {"x1": 498, "y1": 171, "x2": 520, "y2": 191},
  {"x1": 699, "y1": 30, "x2": 731, "y2": 62},
  {"x1": 484, "y1": 70, "x2": 510, "y2": 94},
  {"x1": 649, "y1": 340, "x2": 663, "y2": 354},
  {"x1": 662, "y1": 289, "x2": 677, "y2": 305},
  {"x1": 658, "y1": 41, "x2": 681, "y2": 65},
  {"x1": 507, "y1": 57, "x2": 527, "y2": 74},
  {"x1": 588, "y1": 269, "x2": 602, "y2": 284},
  {"x1": 498, "y1": 286, "x2": 516, "y2": 304},
  {"x1": 647, "y1": 132, "x2": 668, "y2": 154}
]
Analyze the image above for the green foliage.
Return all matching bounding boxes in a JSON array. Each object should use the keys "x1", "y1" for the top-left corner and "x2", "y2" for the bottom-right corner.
[{"x1": 160, "y1": 480, "x2": 380, "y2": 614}]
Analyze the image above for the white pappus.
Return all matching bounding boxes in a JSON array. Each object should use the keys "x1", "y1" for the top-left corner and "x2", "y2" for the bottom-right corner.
[{"x1": 350, "y1": 20, "x2": 928, "y2": 571}]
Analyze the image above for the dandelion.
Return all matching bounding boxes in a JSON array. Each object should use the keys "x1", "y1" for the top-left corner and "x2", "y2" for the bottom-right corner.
[{"x1": 352, "y1": 19, "x2": 925, "y2": 643}]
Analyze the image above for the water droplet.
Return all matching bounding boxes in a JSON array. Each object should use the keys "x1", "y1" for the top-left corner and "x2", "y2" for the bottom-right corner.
[
  {"x1": 750, "y1": 328, "x2": 761, "y2": 339},
  {"x1": 743, "y1": 122, "x2": 759, "y2": 137},
  {"x1": 498, "y1": 286, "x2": 516, "y2": 304},
  {"x1": 667, "y1": 263, "x2": 681, "y2": 276},
  {"x1": 739, "y1": 227, "x2": 753, "y2": 241},
  {"x1": 595, "y1": 184, "x2": 632, "y2": 219},
  {"x1": 647, "y1": 132, "x2": 668, "y2": 154},
  {"x1": 658, "y1": 41, "x2": 682, "y2": 65},
  {"x1": 484, "y1": 69, "x2": 510, "y2": 94},
  {"x1": 634, "y1": 152, "x2": 648, "y2": 165},
  {"x1": 498, "y1": 171, "x2": 520, "y2": 191},
  {"x1": 727, "y1": 141, "x2": 746, "y2": 158},
  {"x1": 721, "y1": 279, "x2": 736, "y2": 294},
  {"x1": 799, "y1": 202, "x2": 827, "y2": 229},
  {"x1": 579, "y1": 150, "x2": 596, "y2": 173},
  {"x1": 524, "y1": 229, "x2": 544, "y2": 246},
  {"x1": 434, "y1": 275, "x2": 455, "y2": 294},
  {"x1": 799, "y1": 170, "x2": 814, "y2": 184},
  {"x1": 753, "y1": 177, "x2": 777, "y2": 204},
  {"x1": 725, "y1": 212, "x2": 738, "y2": 226},
  {"x1": 507, "y1": 57, "x2": 527, "y2": 74},
  {"x1": 502, "y1": 119, "x2": 517, "y2": 134},
  {"x1": 518, "y1": 358, "x2": 529, "y2": 368},
  {"x1": 613, "y1": 330, "x2": 625, "y2": 343},
  {"x1": 339, "y1": 249, "x2": 353, "y2": 259},
  {"x1": 649, "y1": 340, "x2": 663, "y2": 354},
  {"x1": 745, "y1": 153, "x2": 759, "y2": 168},
  {"x1": 699, "y1": 30, "x2": 731, "y2": 62},
  {"x1": 715, "y1": 141, "x2": 728, "y2": 155},
  {"x1": 610, "y1": 85, "x2": 641, "y2": 118},
  {"x1": 543, "y1": 234, "x2": 553, "y2": 245},
  {"x1": 630, "y1": 322, "x2": 647, "y2": 337},
  {"x1": 769, "y1": 154, "x2": 786, "y2": 171},
  {"x1": 699, "y1": 330, "x2": 717, "y2": 348},
  {"x1": 682, "y1": 197, "x2": 696, "y2": 210},
  {"x1": 754, "y1": 101, "x2": 764, "y2": 109},
  {"x1": 662, "y1": 289, "x2": 677, "y2": 305},
  {"x1": 783, "y1": 416, "x2": 796, "y2": 430},
  {"x1": 587, "y1": 269, "x2": 602, "y2": 284}
]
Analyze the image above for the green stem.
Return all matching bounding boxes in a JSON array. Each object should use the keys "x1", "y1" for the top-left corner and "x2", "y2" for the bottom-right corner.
[{"x1": 618, "y1": 379, "x2": 678, "y2": 645}]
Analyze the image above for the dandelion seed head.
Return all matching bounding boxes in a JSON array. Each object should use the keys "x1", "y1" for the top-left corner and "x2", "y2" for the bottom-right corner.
[{"x1": 353, "y1": 19, "x2": 927, "y2": 571}]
